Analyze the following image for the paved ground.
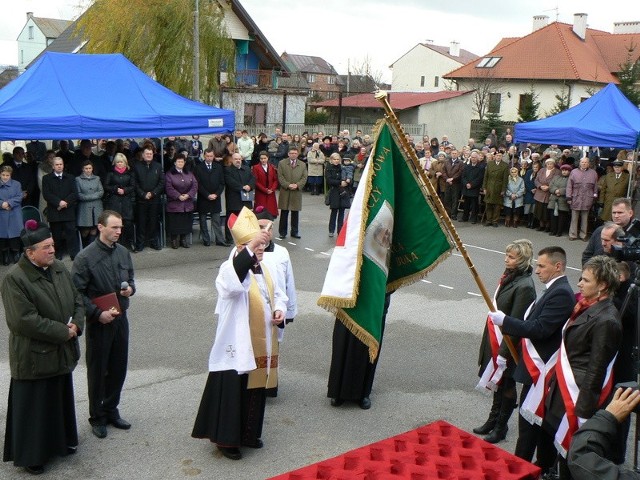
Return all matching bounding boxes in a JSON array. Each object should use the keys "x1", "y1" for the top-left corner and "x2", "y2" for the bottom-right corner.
[{"x1": 0, "y1": 193, "x2": 623, "y2": 479}]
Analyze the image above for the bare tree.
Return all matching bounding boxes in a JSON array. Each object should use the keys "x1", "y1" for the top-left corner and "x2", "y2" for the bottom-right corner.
[
  {"x1": 462, "y1": 70, "x2": 505, "y2": 120},
  {"x1": 348, "y1": 54, "x2": 385, "y2": 89}
]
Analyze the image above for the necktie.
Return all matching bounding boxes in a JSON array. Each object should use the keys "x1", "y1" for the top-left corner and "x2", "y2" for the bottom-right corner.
[
  {"x1": 291, "y1": 161, "x2": 296, "y2": 167},
  {"x1": 251, "y1": 264, "x2": 262, "y2": 274},
  {"x1": 207, "y1": 164, "x2": 211, "y2": 171},
  {"x1": 616, "y1": 174, "x2": 620, "y2": 179}
]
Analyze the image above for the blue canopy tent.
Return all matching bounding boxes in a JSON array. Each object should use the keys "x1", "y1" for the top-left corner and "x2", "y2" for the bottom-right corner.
[
  {"x1": 0, "y1": 52, "x2": 234, "y2": 140},
  {"x1": 514, "y1": 83, "x2": 640, "y2": 149}
]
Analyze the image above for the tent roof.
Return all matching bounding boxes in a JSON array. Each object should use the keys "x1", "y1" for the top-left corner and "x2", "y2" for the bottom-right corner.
[
  {"x1": 514, "y1": 83, "x2": 640, "y2": 149},
  {"x1": 0, "y1": 52, "x2": 234, "y2": 140}
]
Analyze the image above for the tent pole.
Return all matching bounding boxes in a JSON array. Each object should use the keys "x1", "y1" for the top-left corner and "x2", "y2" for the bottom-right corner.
[{"x1": 161, "y1": 138, "x2": 166, "y2": 248}]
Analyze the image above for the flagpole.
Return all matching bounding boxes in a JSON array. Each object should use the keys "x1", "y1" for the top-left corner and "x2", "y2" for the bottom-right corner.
[{"x1": 374, "y1": 91, "x2": 520, "y2": 364}]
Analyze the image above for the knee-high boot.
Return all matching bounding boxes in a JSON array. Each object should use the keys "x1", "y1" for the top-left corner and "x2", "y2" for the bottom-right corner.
[
  {"x1": 512, "y1": 215, "x2": 519, "y2": 228},
  {"x1": 504, "y1": 215, "x2": 511, "y2": 227},
  {"x1": 473, "y1": 392, "x2": 501, "y2": 435},
  {"x1": 484, "y1": 398, "x2": 516, "y2": 443}
]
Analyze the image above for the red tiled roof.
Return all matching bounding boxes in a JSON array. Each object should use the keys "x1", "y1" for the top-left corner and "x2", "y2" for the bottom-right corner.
[
  {"x1": 445, "y1": 22, "x2": 640, "y2": 83},
  {"x1": 312, "y1": 91, "x2": 472, "y2": 109}
]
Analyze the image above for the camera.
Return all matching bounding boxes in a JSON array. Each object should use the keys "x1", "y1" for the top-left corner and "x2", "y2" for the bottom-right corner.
[{"x1": 611, "y1": 219, "x2": 640, "y2": 262}]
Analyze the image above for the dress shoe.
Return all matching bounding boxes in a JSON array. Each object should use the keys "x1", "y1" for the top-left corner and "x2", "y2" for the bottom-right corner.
[
  {"x1": 330, "y1": 398, "x2": 343, "y2": 407},
  {"x1": 203, "y1": 241, "x2": 211, "y2": 247},
  {"x1": 359, "y1": 397, "x2": 372, "y2": 410},
  {"x1": 110, "y1": 417, "x2": 131, "y2": 430},
  {"x1": 278, "y1": 235, "x2": 286, "y2": 240},
  {"x1": 180, "y1": 239, "x2": 190, "y2": 248},
  {"x1": 92, "y1": 424, "x2": 107, "y2": 438},
  {"x1": 216, "y1": 241, "x2": 230, "y2": 247},
  {"x1": 568, "y1": 237, "x2": 577, "y2": 241},
  {"x1": 171, "y1": 239, "x2": 179, "y2": 249},
  {"x1": 492, "y1": 223, "x2": 498, "y2": 228},
  {"x1": 291, "y1": 233, "x2": 301, "y2": 239},
  {"x1": 25, "y1": 465, "x2": 44, "y2": 475},
  {"x1": 67, "y1": 446, "x2": 77, "y2": 455},
  {"x1": 329, "y1": 232, "x2": 334, "y2": 237},
  {"x1": 151, "y1": 243, "x2": 162, "y2": 251},
  {"x1": 217, "y1": 446, "x2": 242, "y2": 460},
  {"x1": 242, "y1": 439, "x2": 263, "y2": 449}
]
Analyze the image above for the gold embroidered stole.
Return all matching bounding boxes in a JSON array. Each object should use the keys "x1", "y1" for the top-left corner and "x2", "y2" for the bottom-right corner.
[{"x1": 247, "y1": 265, "x2": 279, "y2": 389}]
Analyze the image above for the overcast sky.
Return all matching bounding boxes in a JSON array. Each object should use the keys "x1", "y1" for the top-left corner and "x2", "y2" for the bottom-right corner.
[{"x1": 0, "y1": 0, "x2": 636, "y2": 82}]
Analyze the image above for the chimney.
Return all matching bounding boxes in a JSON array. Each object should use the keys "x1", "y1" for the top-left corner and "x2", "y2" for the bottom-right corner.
[
  {"x1": 449, "y1": 41, "x2": 460, "y2": 57},
  {"x1": 573, "y1": 13, "x2": 587, "y2": 40},
  {"x1": 26, "y1": 12, "x2": 33, "y2": 20},
  {"x1": 532, "y1": 15, "x2": 549, "y2": 32},
  {"x1": 614, "y1": 21, "x2": 640, "y2": 34}
]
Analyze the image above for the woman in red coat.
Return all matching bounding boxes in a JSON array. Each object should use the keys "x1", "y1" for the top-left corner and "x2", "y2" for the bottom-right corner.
[{"x1": 251, "y1": 151, "x2": 279, "y2": 217}]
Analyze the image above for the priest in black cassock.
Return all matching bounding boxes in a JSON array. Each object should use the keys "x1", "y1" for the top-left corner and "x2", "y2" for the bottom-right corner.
[
  {"x1": 192, "y1": 207, "x2": 287, "y2": 460},
  {"x1": 1, "y1": 221, "x2": 84, "y2": 475},
  {"x1": 327, "y1": 293, "x2": 392, "y2": 410}
]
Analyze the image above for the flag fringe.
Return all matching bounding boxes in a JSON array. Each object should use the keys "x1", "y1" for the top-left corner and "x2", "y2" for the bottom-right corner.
[
  {"x1": 335, "y1": 309, "x2": 380, "y2": 363},
  {"x1": 386, "y1": 248, "x2": 452, "y2": 292}
]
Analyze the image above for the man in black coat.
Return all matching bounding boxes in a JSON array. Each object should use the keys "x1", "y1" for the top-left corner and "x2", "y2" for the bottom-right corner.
[
  {"x1": 224, "y1": 153, "x2": 255, "y2": 243},
  {"x1": 42, "y1": 158, "x2": 79, "y2": 260},
  {"x1": 2, "y1": 146, "x2": 38, "y2": 208},
  {"x1": 461, "y1": 151, "x2": 485, "y2": 223},
  {"x1": 489, "y1": 246, "x2": 576, "y2": 475},
  {"x1": 133, "y1": 146, "x2": 164, "y2": 251},
  {"x1": 194, "y1": 149, "x2": 227, "y2": 246}
]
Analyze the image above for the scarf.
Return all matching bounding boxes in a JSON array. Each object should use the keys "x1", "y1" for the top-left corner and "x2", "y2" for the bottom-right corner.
[
  {"x1": 247, "y1": 266, "x2": 279, "y2": 389},
  {"x1": 115, "y1": 165, "x2": 127, "y2": 174}
]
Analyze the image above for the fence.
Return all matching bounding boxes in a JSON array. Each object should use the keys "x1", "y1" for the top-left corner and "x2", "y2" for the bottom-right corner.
[{"x1": 234, "y1": 123, "x2": 429, "y2": 139}]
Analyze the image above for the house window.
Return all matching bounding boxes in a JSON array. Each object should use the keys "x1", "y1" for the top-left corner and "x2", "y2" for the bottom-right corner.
[
  {"x1": 518, "y1": 94, "x2": 532, "y2": 112},
  {"x1": 244, "y1": 103, "x2": 267, "y2": 126},
  {"x1": 328, "y1": 76, "x2": 336, "y2": 85},
  {"x1": 476, "y1": 57, "x2": 501, "y2": 68},
  {"x1": 420, "y1": 76, "x2": 425, "y2": 87},
  {"x1": 28, "y1": 26, "x2": 34, "y2": 39},
  {"x1": 434, "y1": 76, "x2": 439, "y2": 87},
  {"x1": 488, "y1": 93, "x2": 501, "y2": 113},
  {"x1": 307, "y1": 74, "x2": 316, "y2": 83}
]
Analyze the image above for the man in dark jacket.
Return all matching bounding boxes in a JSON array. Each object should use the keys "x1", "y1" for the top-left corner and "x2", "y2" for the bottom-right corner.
[
  {"x1": 568, "y1": 387, "x2": 640, "y2": 480},
  {"x1": 133, "y1": 146, "x2": 165, "y2": 251},
  {"x1": 461, "y1": 151, "x2": 485, "y2": 223},
  {"x1": 442, "y1": 149, "x2": 464, "y2": 220},
  {"x1": 72, "y1": 210, "x2": 136, "y2": 440},
  {"x1": 194, "y1": 149, "x2": 227, "y2": 246},
  {"x1": 489, "y1": 246, "x2": 576, "y2": 476},
  {"x1": 224, "y1": 153, "x2": 255, "y2": 243},
  {"x1": 42, "y1": 157, "x2": 79, "y2": 260},
  {"x1": 1, "y1": 222, "x2": 84, "y2": 475}
]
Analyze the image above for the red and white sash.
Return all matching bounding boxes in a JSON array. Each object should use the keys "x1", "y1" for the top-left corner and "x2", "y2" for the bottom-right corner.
[
  {"x1": 553, "y1": 324, "x2": 616, "y2": 458},
  {"x1": 476, "y1": 285, "x2": 503, "y2": 392},
  {"x1": 520, "y1": 340, "x2": 558, "y2": 426}
]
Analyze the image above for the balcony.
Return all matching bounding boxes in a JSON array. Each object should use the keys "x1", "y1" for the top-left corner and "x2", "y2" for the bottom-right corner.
[{"x1": 220, "y1": 69, "x2": 309, "y2": 91}]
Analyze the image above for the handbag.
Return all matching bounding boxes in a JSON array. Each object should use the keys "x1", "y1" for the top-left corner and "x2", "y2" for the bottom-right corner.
[
  {"x1": 325, "y1": 192, "x2": 330, "y2": 206},
  {"x1": 241, "y1": 190, "x2": 255, "y2": 202}
]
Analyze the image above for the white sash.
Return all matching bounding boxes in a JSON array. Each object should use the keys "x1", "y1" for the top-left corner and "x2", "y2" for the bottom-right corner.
[
  {"x1": 553, "y1": 322, "x2": 615, "y2": 458},
  {"x1": 476, "y1": 285, "x2": 502, "y2": 392}
]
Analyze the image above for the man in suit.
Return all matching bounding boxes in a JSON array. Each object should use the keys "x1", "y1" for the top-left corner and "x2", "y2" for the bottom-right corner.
[
  {"x1": 42, "y1": 157, "x2": 79, "y2": 260},
  {"x1": 277, "y1": 147, "x2": 307, "y2": 239},
  {"x1": 133, "y1": 146, "x2": 164, "y2": 251},
  {"x1": 489, "y1": 246, "x2": 575, "y2": 475},
  {"x1": 224, "y1": 153, "x2": 255, "y2": 243},
  {"x1": 194, "y1": 149, "x2": 227, "y2": 246},
  {"x1": 442, "y1": 148, "x2": 464, "y2": 220}
]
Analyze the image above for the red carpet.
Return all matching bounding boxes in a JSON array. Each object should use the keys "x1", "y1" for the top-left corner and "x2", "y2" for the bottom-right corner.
[{"x1": 269, "y1": 420, "x2": 541, "y2": 479}]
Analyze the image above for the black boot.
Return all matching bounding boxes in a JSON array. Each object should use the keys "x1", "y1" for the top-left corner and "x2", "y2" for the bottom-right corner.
[
  {"x1": 1, "y1": 249, "x2": 9, "y2": 266},
  {"x1": 484, "y1": 399, "x2": 516, "y2": 443},
  {"x1": 473, "y1": 392, "x2": 501, "y2": 434}
]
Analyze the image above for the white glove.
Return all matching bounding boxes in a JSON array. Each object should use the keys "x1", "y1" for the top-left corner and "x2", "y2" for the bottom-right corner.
[
  {"x1": 496, "y1": 355, "x2": 507, "y2": 369},
  {"x1": 488, "y1": 310, "x2": 505, "y2": 326}
]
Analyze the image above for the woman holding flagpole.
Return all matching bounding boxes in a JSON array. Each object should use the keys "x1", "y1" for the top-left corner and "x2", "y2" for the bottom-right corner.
[
  {"x1": 474, "y1": 239, "x2": 536, "y2": 443},
  {"x1": 541, "y1": 255, "x2": 621, "y2": 479}
]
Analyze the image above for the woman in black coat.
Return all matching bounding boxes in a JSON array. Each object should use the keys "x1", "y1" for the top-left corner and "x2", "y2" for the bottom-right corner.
[
  {"x1": 103, "y1": 153, "x2": 136, "y2": 251},
  {"x1": 474, "y1": 239, "x2": 536, "y2": 443},
  {"x1": 326, "y1": 153, "x2": 350, "y2": 237},
  {"x1": 542, "y1": 255, "x2": 622, "y2": 479}
]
